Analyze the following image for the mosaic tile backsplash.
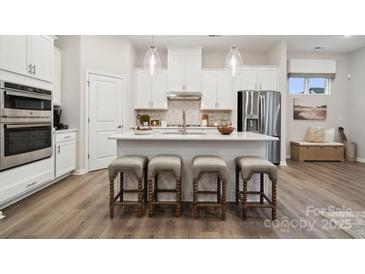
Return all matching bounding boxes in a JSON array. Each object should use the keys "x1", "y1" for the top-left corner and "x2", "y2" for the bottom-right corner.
[{"x1": 135, "y1": 99, "x2": 232, "y2": 126}]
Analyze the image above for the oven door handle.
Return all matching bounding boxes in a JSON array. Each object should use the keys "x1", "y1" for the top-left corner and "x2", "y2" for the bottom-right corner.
[
  {"x1": 5, "y1": 123, "x2": 52, "y2": 129},
  {"x1": 4, "y1": 90, "x2": 52, "y2": 101}
]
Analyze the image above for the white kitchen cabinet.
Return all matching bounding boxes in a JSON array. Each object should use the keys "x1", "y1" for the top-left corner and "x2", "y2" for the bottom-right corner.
[
  {"x1": 55, "y1": 131, "x2": 76, "y2": 178},
  {"x1": 151, "y1": 70, "x2": 168, "y2": 109},
  {"x1": 216, "y1": 71, "x2": 233, "y2": 109},
  {"x1": 135, "y1": 69, "x2": 167, "y2": 109},
  {"x1": 0, "y1": 156, "x2": 54, "y2": 207},
  {"x1": 27, "y1": 36, "x2": 54, "y2": 82},
  {"x1": 168, "y1": 48, "x2": 202, "y2": 92},
  {"x1": 0, "y1": 35, "x2": 54, "y2": 82},
  {"x1": 201, "y1": 70, "x2": 233, "y2": 110},
  {"x1": 53, "y1": 48, "x2": 62, "y2": 106},
  {"x1": 235, "y1": 67, "x2": 258, "y2": 90},
  {"x1": 257, "y1": 67, "x2": 277, "y2": 90},
  {"x1": 0, "y1": 35, "x2": 28, "y2": 75},
  {"x1": 235, "y1": 66, "x2": 278, "y2": 91},
  {"x1": 201, "y1": 71, "x2": 217, "y2": 109}
]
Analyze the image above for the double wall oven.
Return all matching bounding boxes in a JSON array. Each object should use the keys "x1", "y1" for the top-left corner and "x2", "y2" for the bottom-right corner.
[{"x1": 0, "y1": 81, "x2": 53, "y2": 171}]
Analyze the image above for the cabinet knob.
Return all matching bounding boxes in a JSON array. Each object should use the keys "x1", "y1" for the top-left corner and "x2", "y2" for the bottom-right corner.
[{"x1": 117, "y1": 125, "x2": 122, "y2": 129}]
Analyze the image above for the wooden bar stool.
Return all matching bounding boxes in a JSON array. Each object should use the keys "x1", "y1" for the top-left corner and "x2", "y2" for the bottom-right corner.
[
  {"x1": 192, "y1": 155, "x2": 228, "y2": 220},
  {"x1": 235, "y1": 156, "x2": 278, "y2": 220},
  {"x1": 147, "y1": 154, "x2": 182, "y2": 217},
  {"x1": 108, "y1": 155, "x2": 148, "y2": 218}
]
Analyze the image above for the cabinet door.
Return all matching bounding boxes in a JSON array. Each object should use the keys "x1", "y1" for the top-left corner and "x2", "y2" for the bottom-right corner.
[
  {"x1": 235, "y1": 67, "x2": 258, "y2": 91},
  {"x1": 185, "y1": 53, "x2": 202, "y2": 91},
  {"x1": 216, "y1": 71, "x2": 233, "y2": 110},
  {"x1": 56, "y1": 141, "x2": 76, "y2": 178},
  {"x1": 53, "y1": 49, "x2": 62, "y2": 106},
  {"x1": 27, "y1": 35, "x2": 54, "y2": 82},
  {"x1": 151, "y1": 70, "x2": 168, "y2": 109},
  {"x1": 168, "y1": 53, "x2": 185, "y2": 91},
  {"x1": 201, "y1": 71, "x2": 217, "y2": 109},
  {"x1": 135, "y1": 70, "x2": 152, "y2": 109},
  {"x1": 258, "y1": 67, "x2": 278, "y2": 90},
  {"x1": 0, "y1": 35, "x2": 28, "y2": 75}
]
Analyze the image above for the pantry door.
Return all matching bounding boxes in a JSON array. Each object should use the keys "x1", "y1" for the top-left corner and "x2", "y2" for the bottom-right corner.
[{"x1": 88, "y1": 73, "x2": 124, "y2": 171}]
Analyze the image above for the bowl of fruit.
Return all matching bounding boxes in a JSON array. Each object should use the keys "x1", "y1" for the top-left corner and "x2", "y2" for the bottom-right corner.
[{"x1": 217, "y1": 123, "x2": 234, "y2": 135}]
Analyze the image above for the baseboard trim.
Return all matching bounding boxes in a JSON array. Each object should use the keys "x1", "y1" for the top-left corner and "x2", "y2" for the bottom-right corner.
[
  {"x1": 72, "y1": 169, "x2": 88, "y2": 175},
  {"x1": 0, "y1": 211, "x2": 5, "y2": 220},
  {"x1": 357, "y1": 157, "x2": 365, "y2": 163},
  {"x1": 280, "y1": 160, "x2": 287, "y2": 166}
]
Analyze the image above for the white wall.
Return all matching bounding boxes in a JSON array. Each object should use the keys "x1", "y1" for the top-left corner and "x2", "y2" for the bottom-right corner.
[
  {"x1": 55, "y1": 36, "x2": 82, "y2": 170},
  {"x1": 348, "y1": 48, "x2": 365, "y2": 161},
  {"x1": 56, "y1": 35, "x2": 137, "y2": 172},
  {"x1": 136, "y1": 50, "x2": 268, "y2": 68},
  {"x1": 286, "y1": 52, "x2": 350, "y2": 156}
]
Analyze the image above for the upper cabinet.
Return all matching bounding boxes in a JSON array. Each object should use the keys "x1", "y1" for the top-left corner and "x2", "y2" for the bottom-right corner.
[
  {"x1": 168, "y1": 48, "x2": 202, "y2": 92},
  {"x1": 201, "y1": 70, "x2": 233, "y2": 110},
  {"x1": 53, "y1": 48, "x2": 62, "y2": 106},
  {"x1": 135, "y1": 69, "x2": 168, "y2": 109},
  {"x1": 0, "y1": 36, "x2": 28, "y2": 75},
  {"x1": 27, "y1": 36, "x2": 54, "y2": 82},
  {"x1": 235, "y1": 66, "x2": 278, "y2": 91},
  {"x1": 0, "y1": 35, "x2": 54, "y2": 82}
]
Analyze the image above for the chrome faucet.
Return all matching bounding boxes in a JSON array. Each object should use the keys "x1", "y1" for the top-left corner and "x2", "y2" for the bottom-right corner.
[{"x1": 180, "y1": 109, "x2": 187, "y2": 135}]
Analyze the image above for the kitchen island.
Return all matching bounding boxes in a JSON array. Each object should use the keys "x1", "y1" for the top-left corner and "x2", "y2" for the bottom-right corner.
[{"x1": 108, "y1": 131, "x2": 278, "y2": 202}]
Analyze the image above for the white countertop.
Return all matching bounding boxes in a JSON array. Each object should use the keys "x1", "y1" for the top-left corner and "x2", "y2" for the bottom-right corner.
[
  {"x1": 54, "y1": 128, "x2": 78, "y2": 134},
  {"x1": 109, "y1": 131, "x2": 278, "y2": 141}
]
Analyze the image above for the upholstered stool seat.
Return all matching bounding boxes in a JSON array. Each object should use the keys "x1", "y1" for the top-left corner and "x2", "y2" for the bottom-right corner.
[
  {"x1": 235, "y1": 156, "x2": 278, "y2": 220},
  {"x1": 192, "y1": 155, "x2": 228, "y2": 220},
  {"x1": 148, "y1": 155, "x2": 182, "y2": 179},
  {"x1": 147, "y1": 154, "x2": 182, "y2": 217},
  {"x1": 193, "y1": 156, "x2": 229, "y2": 182},
  {"x1": 108, "y1": 155, "x2": 148, "y2": 218},
  {"x1": 235, "y1": 156, "x2": 277, "y2": 181}
]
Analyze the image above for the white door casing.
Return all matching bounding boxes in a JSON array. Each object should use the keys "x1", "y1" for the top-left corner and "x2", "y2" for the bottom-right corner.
[{"x1": 88, "y1": 73, "x2": 124, "y2": 171}]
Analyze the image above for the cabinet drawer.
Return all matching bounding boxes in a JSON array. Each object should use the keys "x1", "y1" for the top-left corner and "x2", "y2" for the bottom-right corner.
[
  {"x1": 55, "y1": 132, "x2": 76, "y2": 143},
  {"x1": 0, "y1": 157, "x2": 54, "y2": 205}
]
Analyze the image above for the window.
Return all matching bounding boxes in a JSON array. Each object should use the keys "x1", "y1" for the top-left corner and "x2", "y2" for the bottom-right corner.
[{"x1": 289, "y1": 77, "x2": 331, "y2": 95}]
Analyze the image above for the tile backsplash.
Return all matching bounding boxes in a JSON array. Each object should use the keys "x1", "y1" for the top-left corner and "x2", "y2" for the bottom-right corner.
[{"x1": 135, "y1": 99, "x2": 231, "y2": 126}]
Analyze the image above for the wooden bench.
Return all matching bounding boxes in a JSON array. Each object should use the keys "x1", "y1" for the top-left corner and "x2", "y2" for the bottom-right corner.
[{"x1": 290, "y1": 141, "x2": 345, "y2": 162}]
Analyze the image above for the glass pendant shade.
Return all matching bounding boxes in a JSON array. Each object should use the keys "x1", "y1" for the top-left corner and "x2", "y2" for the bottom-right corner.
[
  {"x1": 225, "y1": 45, "x2": 243, "y2": 77},
  {"x1": 144, "y1": 46, "x2": 161, "y2": 76}
]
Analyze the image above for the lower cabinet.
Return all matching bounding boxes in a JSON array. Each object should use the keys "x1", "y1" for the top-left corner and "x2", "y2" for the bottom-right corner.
[
  {"x1": 55, "y1": 131, "x2": 77, "y2": 178},
  {"x1": 0, "y1": 156, "x2": 54, "y2": 207}
]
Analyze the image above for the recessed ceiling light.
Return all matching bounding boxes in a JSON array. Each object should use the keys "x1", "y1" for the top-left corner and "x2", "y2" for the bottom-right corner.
[{"x1": 314, "y1": 46, "x2": 327, "y2": 50}]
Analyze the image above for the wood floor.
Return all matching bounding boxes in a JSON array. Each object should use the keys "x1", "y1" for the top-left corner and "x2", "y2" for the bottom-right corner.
[{"x1": 1, "y1": 160, "x2": 365, "y2": 239}]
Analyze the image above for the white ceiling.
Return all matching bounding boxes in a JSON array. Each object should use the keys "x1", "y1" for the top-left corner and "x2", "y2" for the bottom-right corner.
[{"x1": 125, "y1": 35, "x2": 365, "y2": 54}]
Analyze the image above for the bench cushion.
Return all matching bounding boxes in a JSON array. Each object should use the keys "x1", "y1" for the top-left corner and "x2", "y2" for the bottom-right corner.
[
  {"x1": 291, "y1": 141, "x2": 344, "y2": 147},
  {"x1": 148, "y1": 154, "x2": 182, "y2": 178},
  {"x1": 236, "y1": 156, "x2": 277, "y2": 181},
  {"x1": 192, "y1": 156, "x2": 229, "y2": 182},
  {"x1": 108, "y1": 155, "x2": 147, "y2": 182}
]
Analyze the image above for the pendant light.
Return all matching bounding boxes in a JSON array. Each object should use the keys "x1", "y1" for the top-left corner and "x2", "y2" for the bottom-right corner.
[
  {"x1": 144, "y1": 36, "x2": 161, "y2": 76},
  {"x1": 225, "y1": 36, "x2": 243, "y2": 77}
]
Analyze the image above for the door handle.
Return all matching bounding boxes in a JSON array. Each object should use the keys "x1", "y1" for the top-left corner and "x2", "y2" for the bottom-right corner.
[
  {"x1": 28, "y1": 64, "x2": 32, "y2": 74},
  {"x1": 117, "y1": 125, "x2": 122, "y2": 129},
  {"x1": 32, "y1": 65, "x2": 36, "y2": 75}
]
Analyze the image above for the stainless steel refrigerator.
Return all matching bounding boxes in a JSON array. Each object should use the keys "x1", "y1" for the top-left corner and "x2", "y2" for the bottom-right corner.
[{"x1": 237, "y1": 90, "x2": 281, "y2": 164}]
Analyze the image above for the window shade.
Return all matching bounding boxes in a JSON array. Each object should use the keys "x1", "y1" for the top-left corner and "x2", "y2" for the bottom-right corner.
[{"x1": 288, "y1": 59, "x2": 336, "y2": 79}]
